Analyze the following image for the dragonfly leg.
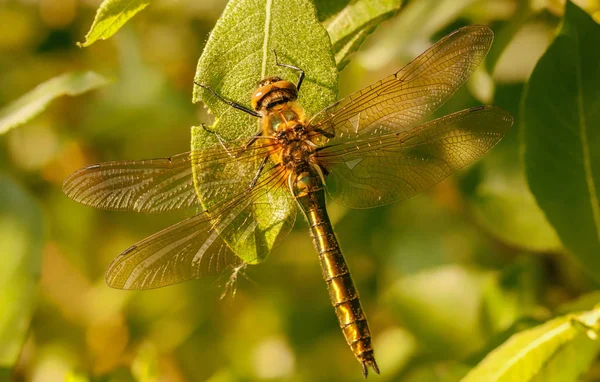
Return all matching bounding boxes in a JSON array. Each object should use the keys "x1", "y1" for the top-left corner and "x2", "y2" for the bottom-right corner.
[
  {"x1": 243, "y1": 130, "x2": 264, "y2": 151},
  {"x1": 248, "y1": 155, "x2": 270, "y2": 189},
  {"x1": 220, "y1": 262, "x2": 248, "y2": 300},
  {"x1": 273, "y1": 50, "x2": 305, "y2": 92},
  {"x1": 194, "y1": 81, "x2": 262, "y2": 117},
  {"x1": 201, "y1": 124, "x2": 235, "y2": 158},
  {"x1": 312, "y1": 127, "x2": 335, "y2": 138}
]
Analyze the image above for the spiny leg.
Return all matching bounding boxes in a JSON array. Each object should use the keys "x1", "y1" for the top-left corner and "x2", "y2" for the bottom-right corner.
[
  {"x1": 194, "y1": 81, "x2": 262, "y2": 117},
  {"x1": 201, "y1": 123, "x2": 234, "y2": 157},
  {"x1": 312, "y1": 127, "x2": 335, "y2": 139},
  {"x1": 194, "y1": 81, "x2": 278, "y2": 152},
  {"x1": 243, "y1": 130, "x2": 265, "y2": 150},
  {"x1": 248, "y1": 155, "x2": 270, "y2": 189},
  {"x1": 273, "y1": 50, "x2": 305, "y2": 91}
]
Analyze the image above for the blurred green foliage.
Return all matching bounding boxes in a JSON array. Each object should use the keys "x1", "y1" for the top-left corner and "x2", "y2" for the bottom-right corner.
[
  {"x1": 2, "y1": 0, "x2": 600, "y2": 381},
  {"x1": 523, "y1": 0, "x2": 600, "y2": 279},
  {"x1": 0, "y1": 71, "x2": 109, "y2": 134},
  {"x1": 0, "y1": 175, "x2": 43, "y2": 373}
]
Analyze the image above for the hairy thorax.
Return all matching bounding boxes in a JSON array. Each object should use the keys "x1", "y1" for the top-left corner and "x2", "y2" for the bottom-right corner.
[{"x1": 263, "y1": 102, "x2": 317, "y2": 172}]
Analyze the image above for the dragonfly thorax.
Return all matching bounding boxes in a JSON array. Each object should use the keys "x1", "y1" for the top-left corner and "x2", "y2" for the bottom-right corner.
[{"x1": 279, "y1": 137, "x2": 315, "y2": 170}]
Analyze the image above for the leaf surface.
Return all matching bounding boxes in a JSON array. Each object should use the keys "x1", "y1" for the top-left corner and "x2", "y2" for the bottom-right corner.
[
  {"x1": 323, "y1": 0, "x2": 402, "y2": 70},
  {"x1": 461, "y1": 308, "x2": 600, "y2": 382},
  {"x1": 522, "y1": 1, "x2": 600, "y2": 278},
  {"x1": 78, "y1": 0, "x2": 152, "y2": 47},
  {"x1": 0, "y1": 71, "x2": 109, "y2": 134}
]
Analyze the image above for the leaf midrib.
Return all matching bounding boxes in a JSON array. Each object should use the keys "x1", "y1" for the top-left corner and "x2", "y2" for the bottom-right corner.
[
  {"x1": 261, "y1": 0, "x2": 273, "y2": 79},
  {"x1": 574, "y1": 30, "x2": 600, "y2": 242}
]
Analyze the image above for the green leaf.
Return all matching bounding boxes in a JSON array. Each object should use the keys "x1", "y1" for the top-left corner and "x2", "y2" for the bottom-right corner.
[
  {"x1": 471, "y1": 181, "x2": 561, "y2": 252},
  {"x1": 78, "y1": 0, "x2": 152, "y2": 47},
  {"x1": 191, "y1": 0, "x2": 337, "y2": 263},
  {"x1": 0, "y1": 71, "x2": 110, "y2": 135},
  {"x1": 323, "y1": 0, "x2": 402, "y2": 70},
  {"x1": 0, "y1": 175, "x2": 44, "y2": 369},
  {"x1": 522, "y1": 1, "x2": 600, "y2": 278},
  {"x1": 192, "y1": 0, "x2": 337, "y2": 141},
  {"x1": 461, "y1": 308, "x2": 600, "y2": 382},
  {"x1": 314, "y1": 0, "x2": 352, "y2": 21}
]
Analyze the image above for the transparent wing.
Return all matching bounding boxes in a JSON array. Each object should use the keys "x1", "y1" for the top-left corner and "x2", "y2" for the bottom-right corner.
[
  {"x1": 316, "y1": 106, "x2": 513, "y2": 208},
  {"x1": 105, "y1": 163, "x2": 296, "y2": 290},
  {"x1": 308, "y1": 25, "x2": 494, "y2": 143},
  {"x1": 62, "y1": 139, "x2": 279, "y2": 213}
]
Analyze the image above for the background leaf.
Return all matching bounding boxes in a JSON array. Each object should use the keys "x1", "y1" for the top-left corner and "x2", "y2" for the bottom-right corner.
[
  {"x1": 385, "y1": 265, "x2": 491, "y2": 358},
  {"x1": 323, "y1": 0, "x2": 402, "y2": 70},
  {"x1": 78, "y1": 0, "x2": 152, "y2": 47},
  {"x1": 0, "y1": 175, "x2": 44, "y2": 370},
  {"x1": 0, "y1": 71, "x2": 110, "y2": 135},
  {"x1": 461, "y1": 307, "x2": 600, "y2": 382},
  {"x1": 353, "y1": 0, "x2": 478, "y2": 71},
  {"x1": 522, "y1": 1, "x2": 600, "y2": 278},
  {"x1": 465, "y1": 118, "x2": 561, "y2": 252}
]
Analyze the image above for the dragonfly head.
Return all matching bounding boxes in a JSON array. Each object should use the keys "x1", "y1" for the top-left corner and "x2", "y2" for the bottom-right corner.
[{"x1": 252, "y1": 77, "x2": 298, "y2": 112}]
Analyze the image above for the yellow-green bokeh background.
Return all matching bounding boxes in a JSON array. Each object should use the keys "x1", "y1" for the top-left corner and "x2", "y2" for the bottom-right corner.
[{"x1": 2, "y1": 0, "x2": 600, "y2": 381}]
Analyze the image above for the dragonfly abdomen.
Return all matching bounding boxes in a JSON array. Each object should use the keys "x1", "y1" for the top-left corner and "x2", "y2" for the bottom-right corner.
[{"x1": 290, "y1": 165, "x2": 379, "y2": 378}]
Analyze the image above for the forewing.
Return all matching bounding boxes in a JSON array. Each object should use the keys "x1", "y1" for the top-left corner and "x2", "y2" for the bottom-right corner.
[
  {"x1": 106, "y1": 163, "x2": 295, "y2": 289},
  {"x1": 316, "y1": 106, "x2": 513, "y2": 208},
  {"x1": 62, "y1": 139, "x2": 277, "y2": 213},
  {"x1": 308, "y1": 25, "x2": 494, "y2": 143}
]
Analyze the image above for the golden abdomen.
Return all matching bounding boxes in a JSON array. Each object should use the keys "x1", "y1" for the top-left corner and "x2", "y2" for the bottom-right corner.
[{"x1": 289, "y1": 166, "x2": 379, "y2": 378}]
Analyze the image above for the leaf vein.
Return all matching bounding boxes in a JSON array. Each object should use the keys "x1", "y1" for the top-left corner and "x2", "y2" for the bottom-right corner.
[
  {"x1": 261, "y1": 0, "x2": 273, "y2": 79},
  {"x1": 575, "y1": 31, "x2": 600, "y2": 243}
]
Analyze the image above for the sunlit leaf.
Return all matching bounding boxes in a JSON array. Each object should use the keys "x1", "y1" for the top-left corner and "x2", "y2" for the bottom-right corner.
[
  {"x1": 484, "y1": 2, "x2": 533, "y2": 74},
  {"x1": 77, "y1": 0, "x2": 152, "y2": 47},
  {"x1": 191, "y1": 0, "x2": 337, "y2": 263},
  {"x1": 461, "y1": 307, "x2": 600, "y2": 382},
  {"x1": 0, "y1": 71, "x2": 110, "y2": 135},
  {"x1": 472, "y1": 182, "x2": 561, "y2": 252},
  {"x1": 522, "y1": 1, "x2": 600, "y2": 279},
  {"x1": 192, "y1": 0, "x2": 337, "y2": 141},
  {"x1": 0, "y1": 175, "x2": 43, "y2": 369},
  {"x1": 374, "y1": 327, "x2": 416, "y2": 376},
  {"x1": 323, "y1": 0, "x2": 402, "y2": 70}
]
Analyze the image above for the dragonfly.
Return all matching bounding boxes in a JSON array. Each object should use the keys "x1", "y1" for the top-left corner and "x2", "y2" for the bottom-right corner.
[{"x1": 63, "y1": 25, "x2": 513, "y2": 378}]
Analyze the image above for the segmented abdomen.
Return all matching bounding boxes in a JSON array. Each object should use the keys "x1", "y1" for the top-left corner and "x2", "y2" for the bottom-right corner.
[{"x1": 290, "y1": 165, "x2": 379, "y2": 377}]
